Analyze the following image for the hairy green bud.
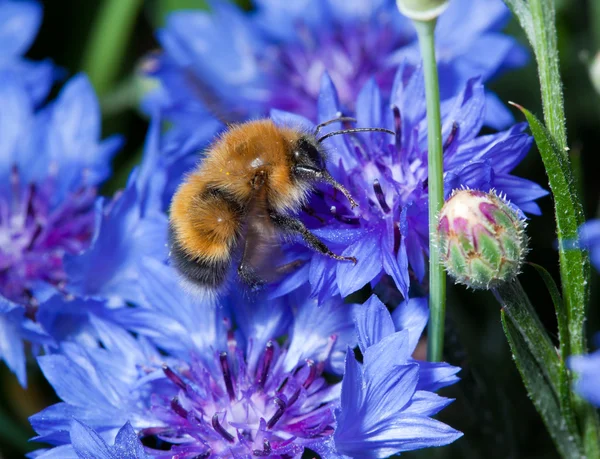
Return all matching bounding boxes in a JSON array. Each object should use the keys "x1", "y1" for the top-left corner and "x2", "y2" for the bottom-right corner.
[{"x1": 437, "y1": 189, "x2": 528, "y2": 289}]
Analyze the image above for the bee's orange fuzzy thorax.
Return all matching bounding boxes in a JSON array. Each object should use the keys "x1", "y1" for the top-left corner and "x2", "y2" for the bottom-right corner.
[{"x1": 169, "y1": 119, "x2": 307, "y2": 263}]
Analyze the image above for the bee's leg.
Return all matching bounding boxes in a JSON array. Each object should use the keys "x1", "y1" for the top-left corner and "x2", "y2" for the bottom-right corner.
[
  {"x1": 274, "y1": 259, "x2": 306, "y2": 274},
  {"x1": 237, "y1": 261, "x2": 265, "y2": 290},
  {"x1": 269, "y1": 213, "x2": 357, "y2": 264}
]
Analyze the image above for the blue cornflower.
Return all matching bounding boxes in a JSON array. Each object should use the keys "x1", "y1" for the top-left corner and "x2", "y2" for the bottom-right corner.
[
  {"x1": 568, "y1": 334, "x2": 600, "y2": 408},
  {"x1": 62, "y1": 117, "x2": 169, "y2": 306},
  {"x1": 30, "y1": 261, "x2": 460, "y2": 458},
  {"x1": 144, "y1": 0, "x2": 526, "y2": 152},
  {"x1": 0, "y1": 0, "x2": 57, "y2": 103},
  {"x1": 333, "y1": 295, "x2": 461, "y2": 457},
  {"x1": 0, "y1": 74, "x2": 121, "y2": 384},
  {"x1": 274, "y1": 67, "x2": 548, "y2": 300},
  {"x1": 0, "y1": 74, "x2": 121, "y2": 307},
  {"x1": 22, "y1": 118, "x2": 171, "y2": 367},
  {"x1": 0, "y1": 74, "x2": 120, "y2": 307}
]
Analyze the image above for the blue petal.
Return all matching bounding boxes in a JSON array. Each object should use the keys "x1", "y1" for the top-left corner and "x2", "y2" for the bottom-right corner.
[
  {"x1": 363, "y1": 364, "x2": 419, "y2": 427},
  {"x1": 136, "y1": 257, "x2": 225, "y2": 355},
  {"x1": 284, "y1": 292, "x2": 355, "y2": 375},
  {"x1": 0, "y1": 298, "x2": 26, "y2": 386},
  {"x1": 38, "y1": 354, "x2": 112, "y2": 408},
  {"x1": 0, "y1": 0, "x2": 41, "y2": 58},
  {"x1": 579, "y1": 220, "x2": 600, "y2": 248},
  {"x1": 436, "y1": 0, "x2": 509, "y2": 49},
  {"x1": 402, "y1": 390, "x2": 455, "y2": 417},
  {"x1": 568, "y1": 347, "x2": 600, "y2": 407},
  {"x1": 363, "y1": 330, "x2": 413, "y2": 382},
  {"x1": 28, "y1": 445, "x2": 79, "y2": 459},
  {"x1": 309, "y1": 254, "x2": 341, "y2": 303},
  {"x1": 391, "y1": 297, "x2": 429, "y2": 354},
  {"x1": 317, "y1": 71, "x2": 342, "y2": 123},
  {"x1": 253, "y1": 0, "x2": 329, "y2": 43},
  {"x1": 336, "y1": 232, "x2": 383, "y2": 296},
  {"x1": 339, "y1": 415, "x2": 462, "y2": 458},
  {"x1": 0, "y1": 74, "x2": 33, "y2": 183},
  {"x1": 113, "y1": 422, "x2": 148, "y2": 458},
  {"x1": 415, "y1": 360, "x2": 461, "y2": 392},
  {"x1": 44, "y1": 75, "x2": 122, "y2": 195},
  {"x1": 493, "y1": 174, "x2": 549, "y2": 211},
  {"x1": 440, "y1": 77, "x2": 485, "y2": 145},
  {"x1": 70, "y1": 420, "x2": 113, "y2": 459},
  {"x1": 232, "y1": 289, "x2": 292, "y2": 373},
  {"x1": 70, "y1": 420, "x2": 148, "y2": 458},
  {"x1": 134, "y1": 115, "x2": 165, "y2": 213},
  {"x1": 65, "y1": 185, "x2": 168, "y2": 305},
  {"x1": 483, "y1": 91, "x2": 515, "y2": 130},
  {"x1": 336, "y1": 350, "x2": 364, "y2": 422},
  {"x1": 270, "y1": 108, "x2": 314, "y2": 132},
  {"x1": 354, "y1": 295, "x2": 395, "y2": 353},
  {"x1": 356, "y1": 78, "x2": 383, "y2": 131}
]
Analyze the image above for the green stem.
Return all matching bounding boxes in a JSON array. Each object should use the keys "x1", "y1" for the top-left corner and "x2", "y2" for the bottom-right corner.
[
  {"x1": 528, "y1": 0, "x2": 568, "y2": 154},
  {"x1": 81, "y1": 0, "x2": 144, "y2": 97},
  {"x1": 414, "y1": 20, "x2": 446, "y2": 363},
  {"x1": 528, "y1": 0, "x2": 588, "y2": 361},
  {"x1": 591, "y1": 0, "x2": 600, "y2": 52}
]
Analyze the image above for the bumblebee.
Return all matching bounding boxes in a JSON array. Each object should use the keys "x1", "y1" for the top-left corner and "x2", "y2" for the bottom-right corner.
[{"x1": 169, "y1": 117, "x2": 393, "y2": 292}]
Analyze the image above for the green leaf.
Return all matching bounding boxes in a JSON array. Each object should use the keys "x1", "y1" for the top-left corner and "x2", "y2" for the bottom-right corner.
[
  {"x1": 511, "y1": 104, "x2": 589, "y2": 358},
  {"x1": 81, "y1": 0, "x2": 144, "y2": 97},
  {"x1": 526, "y1": 262, "x2": 579, "y2": 442},
  {"x1": 582, "y1": 406, "x2": 600, "y2": 459},
  {"x1": 494, "y1": 280, "x2": 561, "y2": 391},
  {"x1": 526, "y1": 263, "x2": 568, "y2": 360},
  {"x1": 503, "y1": 0, "x2": 533, "y2": 38},
  {"x1": 501, "y1": 309, "x2": 583, "y2": 458}
]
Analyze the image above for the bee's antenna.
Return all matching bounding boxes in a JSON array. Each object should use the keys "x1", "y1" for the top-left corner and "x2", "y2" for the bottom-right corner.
[
  {"x1": 317, "y1": 127, "x2": 396, "y2": 143},
  {"x1": 321, "y1": 170, "x2": 358, "y2": 208},
  {"x1": 315, "y1": 116, "x2": 357, "y2": 134}
]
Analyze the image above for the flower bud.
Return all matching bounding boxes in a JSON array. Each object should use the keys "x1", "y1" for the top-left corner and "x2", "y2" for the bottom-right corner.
[
  {"x1": 589, "y1": 52, "x2": 600, "y2": 96},
  {"x1": 396, "y1": 0, "x2": 450, "y2": 21},
  {"x1": 437, "y1": 189, "x2": 528, "y2": 289}
]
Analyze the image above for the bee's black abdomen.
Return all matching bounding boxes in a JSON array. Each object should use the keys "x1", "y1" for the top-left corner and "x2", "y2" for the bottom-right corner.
[{"x1": 168, "y1": 227, "x2": 230, "y2": 289}]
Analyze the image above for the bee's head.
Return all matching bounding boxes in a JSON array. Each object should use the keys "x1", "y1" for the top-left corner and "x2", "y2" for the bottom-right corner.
[
  {"x1": 292, "y1": 135, "x2": 326, "y2": 171},
  {"x1": 290, "y1": 133, "x2": 358, "y2": 208}
]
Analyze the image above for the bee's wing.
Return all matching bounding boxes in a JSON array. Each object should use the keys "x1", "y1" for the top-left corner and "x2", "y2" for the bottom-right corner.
[
  {"x1": 182, "y1": 69, "x2": 246, "y2": 126},
  {"x1": 239, "y1": 189, "x2": 289, "y2": 287}
]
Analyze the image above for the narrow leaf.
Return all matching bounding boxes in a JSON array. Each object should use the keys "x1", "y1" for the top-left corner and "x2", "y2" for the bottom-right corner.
[
  {"x1": 494, "y1": 280, "x2": 560, "y2": 391},
  {"x1": 526, "y1": 262, "x2": 568, "y2": 360},
  {"x1": 511, "y1": 104, "x2": 589, "y2": 359},
  {"x1": 526, "y1": 262, "x2": 579, "y2": 442},
  {"x1": 502, "y1": 0, "x2": 534, "y2": 40},
  {"x1": 501, "y1": 310, "x2": 583, "y2": 457}
]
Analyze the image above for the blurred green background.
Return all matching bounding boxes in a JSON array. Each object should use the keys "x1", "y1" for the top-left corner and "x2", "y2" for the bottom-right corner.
[{"x1": 1, "y1": 0, "x2": 599, "y2": 457}]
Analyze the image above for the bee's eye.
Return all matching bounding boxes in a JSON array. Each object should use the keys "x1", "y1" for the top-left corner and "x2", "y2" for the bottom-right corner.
[{"x1": 295, "y1": 138, "x2": 323, "y2": 167}]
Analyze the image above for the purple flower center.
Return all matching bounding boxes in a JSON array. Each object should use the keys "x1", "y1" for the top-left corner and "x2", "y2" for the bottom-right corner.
[
  {"x1": 141, "y1": 337, "x2": 338, "y2": 458},
  {"x1": 264, "y1": 21, "x2": 410, "y2": 118},
  {"x1": 0, "y1": 166, "x2": 96, "y2": 312}
]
